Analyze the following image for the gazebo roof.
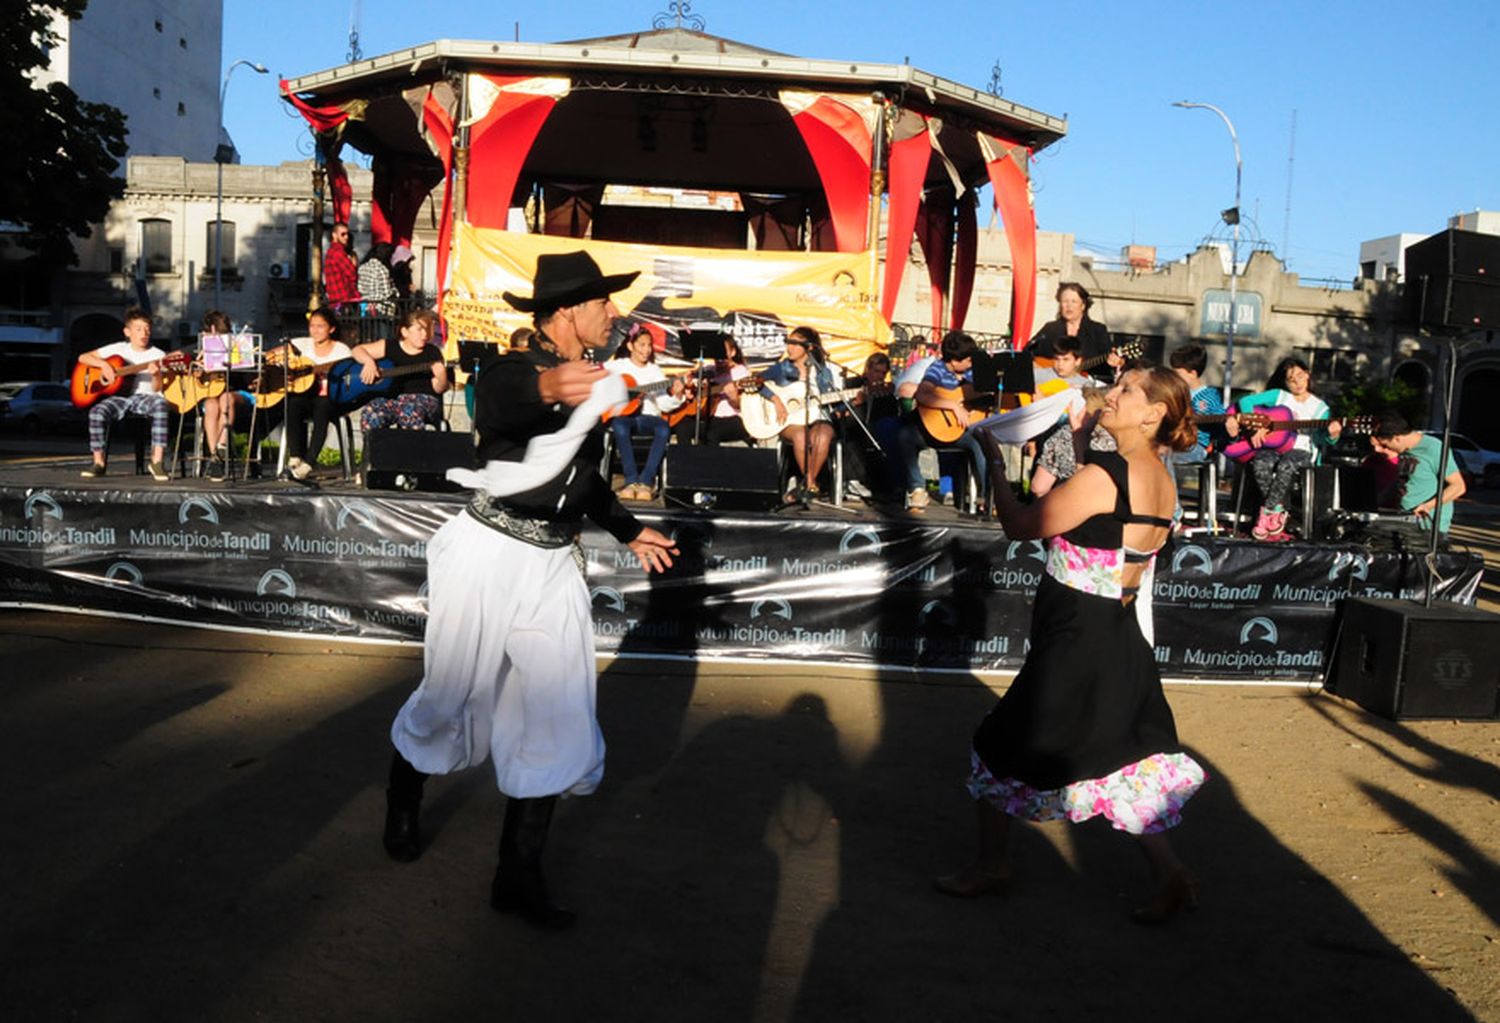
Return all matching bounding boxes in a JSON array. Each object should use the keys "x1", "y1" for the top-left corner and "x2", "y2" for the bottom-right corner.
[{"x1": 283, "y1": 29, "x2": 1066, "y2": 194}]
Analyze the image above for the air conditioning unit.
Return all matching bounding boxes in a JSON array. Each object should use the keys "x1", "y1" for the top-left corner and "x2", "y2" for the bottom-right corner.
[{"x1": 267, "y1": 261, "x2": 293, "y2": 279}]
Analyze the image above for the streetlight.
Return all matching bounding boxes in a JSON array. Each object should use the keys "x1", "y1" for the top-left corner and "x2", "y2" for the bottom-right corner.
[
  {"x1": 215, "y1": 58, "x2": 269, "y2": 312},
  {"x1": 1173, "y1": 100, "x2": 1242, "y2": 406}
]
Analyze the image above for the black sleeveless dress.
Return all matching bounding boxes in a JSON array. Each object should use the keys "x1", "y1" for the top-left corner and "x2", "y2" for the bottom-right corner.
[{"x1": 969, "y1": 451, "x2": 1205, "y2": 834}]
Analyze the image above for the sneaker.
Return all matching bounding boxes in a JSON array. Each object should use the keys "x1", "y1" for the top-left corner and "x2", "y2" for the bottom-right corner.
[
  {"x1": 1261, "y1": 508, "x2": 1290, "y2": 541},
  {"x1": 845, "y1": 479, "x2": 873, "y2": 500},
  {"x1": 906, "y1": 487, "x2": 930, "y2": 511},
  {"x1": 1250, "y1": 506, "x2": 1274, "y2": 541},
  {"x1": 207, "y1": 457, "x2": 227, "y2": 482},
  {"x1": 291, "y1": 458, "x2": 314, "y2": 481},
  {"x1": 148, "y1": 460, "x2": 170, "y2": 482},
  {"x1": 80, "y1": 462, "x2": 107, "y2": 479}
]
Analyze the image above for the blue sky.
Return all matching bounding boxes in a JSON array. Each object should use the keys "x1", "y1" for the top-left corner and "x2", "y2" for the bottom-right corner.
[{"x1": 223, "y1": 0, "x2": 1500, "y2": 283}]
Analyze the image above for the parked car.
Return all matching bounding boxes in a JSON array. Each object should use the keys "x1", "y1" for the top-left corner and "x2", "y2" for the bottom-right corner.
[
  {"x1": 1428, "y1": 431, "x2": 1500, "y2": 486},
  {"x1": 0, "y1": 381, "x2": 84, "y2": 435}
]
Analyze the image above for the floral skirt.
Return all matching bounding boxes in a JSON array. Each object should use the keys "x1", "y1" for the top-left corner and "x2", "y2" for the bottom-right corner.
[{"x1": 966, "y1": 747, "x2": 1206, "y2": 836}]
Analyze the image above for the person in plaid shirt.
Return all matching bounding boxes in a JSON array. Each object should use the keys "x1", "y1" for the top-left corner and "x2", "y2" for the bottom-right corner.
[{"x1": 322, "y1": 222, "x2": 361, "y2": 311}]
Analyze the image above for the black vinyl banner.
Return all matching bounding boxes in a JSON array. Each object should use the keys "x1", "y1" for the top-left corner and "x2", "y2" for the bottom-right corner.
[{"x1": 0, "y1": 483, "x2": 1484, "y2": 681}]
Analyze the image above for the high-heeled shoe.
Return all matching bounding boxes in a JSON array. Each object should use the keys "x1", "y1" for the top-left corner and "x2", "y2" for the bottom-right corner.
[
  {"x1": 1131, "y1": 869, "x2": 1199, "y2": 924},
  {"x1": 933, "y1": 863, "x2": 1014, "y2": 898}
]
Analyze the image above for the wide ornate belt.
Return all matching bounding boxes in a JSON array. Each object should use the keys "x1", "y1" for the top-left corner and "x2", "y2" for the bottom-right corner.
[{"x1": 465, "y1": 493, "x2": 578, "y2": 549}]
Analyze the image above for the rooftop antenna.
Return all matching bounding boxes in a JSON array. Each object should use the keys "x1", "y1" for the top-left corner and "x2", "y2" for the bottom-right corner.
[
  {"x1": 653, "y1": 2, "x2": 706, "y2": 30},
  {"x1": 1282, "y1": 109, "x2": 1296, "y2": 265},
  {"x1": 347, "y1": 0, "x2": 362, "y2": 62},
  {"x1": 986, "y1": 59, "x2": 1003, "y2": 97}
]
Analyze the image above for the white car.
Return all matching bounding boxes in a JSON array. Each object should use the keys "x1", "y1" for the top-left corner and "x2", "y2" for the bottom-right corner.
[{"x1": 1428, "y1": 432, "x2": 1500, "y2": 485}]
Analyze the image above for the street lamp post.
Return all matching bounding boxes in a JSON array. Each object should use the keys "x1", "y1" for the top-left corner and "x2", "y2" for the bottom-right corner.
[
  {"x1": 215, "y1": 59, "x2": 269, "y2": 313},
  {"x1": 1173, "y1": 100, "x2": 1242, "y2": 406}
]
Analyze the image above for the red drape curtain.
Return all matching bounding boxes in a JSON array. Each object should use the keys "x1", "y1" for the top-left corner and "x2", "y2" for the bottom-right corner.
[
  {"x1": 881, "y1": 115, "x2": 931, "y2": 324},
  {"x1": 980, "y1": 134, "x2": 1038, "y2": 348},
  {"x1": 421, "y1": 91, "x2": 456, "y2": 310},
  {"x1": 915, "y1": 186, "x2": 956, "y2": 340},
  {"x1": 950, "y1": 190, "x2": 979, "y2": 330},
  {"x1": 369, "y1": 157, "x2": 443, "y2": 248},
  {"x1": 466, "y1": 75, "x2": 564, "y2": 230},
  {"x1": 281, "y1": 80, "x2": 353, "y2": 224},
  {"x1": 785, "y1": 94, "x2": 872, "y2": 253}
]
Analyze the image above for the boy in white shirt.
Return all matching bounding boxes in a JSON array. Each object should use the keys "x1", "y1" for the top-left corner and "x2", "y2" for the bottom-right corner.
[{"x1": 78, "y1": 306, "x2": 171, "y2": 480}]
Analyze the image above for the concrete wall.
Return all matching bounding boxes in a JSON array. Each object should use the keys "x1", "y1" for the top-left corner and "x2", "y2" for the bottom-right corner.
[{"x1": 37, "y1": 1, "x2": 222, "y2": 163}]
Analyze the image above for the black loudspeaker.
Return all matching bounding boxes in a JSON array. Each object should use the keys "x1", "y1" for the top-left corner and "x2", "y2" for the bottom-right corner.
[
  {"x1": 662, "y1": 445, "x2": 781, "y2": 511},
  {"x1": 1404, "y1": 228, "x2": 1500, "y2": 329},
  {"x1": 1330, "y1": 597, "x2": 1500, "y2": 720},
  {"x1": 363, "y1": 429, "x2": 474, "y2": 492}
]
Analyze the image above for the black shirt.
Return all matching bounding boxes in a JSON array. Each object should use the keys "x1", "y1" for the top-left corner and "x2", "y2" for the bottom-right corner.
[{"x1": 472, "y1": 339, "x2": 640, "y2": 543}]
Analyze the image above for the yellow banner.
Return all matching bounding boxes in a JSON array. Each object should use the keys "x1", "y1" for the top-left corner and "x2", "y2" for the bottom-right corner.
[{"x1": 442, "y1": 225, "x2": 888, "y2": 371}]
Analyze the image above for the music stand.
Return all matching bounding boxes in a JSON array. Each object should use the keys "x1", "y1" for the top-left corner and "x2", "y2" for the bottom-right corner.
[{"x1": 679, "y1": 328, "x2": 728, "y2": 445}]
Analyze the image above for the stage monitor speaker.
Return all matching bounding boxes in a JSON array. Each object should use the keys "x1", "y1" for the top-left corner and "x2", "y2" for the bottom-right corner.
[
  {"x1": 363, "y1": 429, "x2": 474, "y2": 492},
  {"x1": 1330, "y1": 597, "x2": 1500, "y2": 721},
  {"x1": 1404, "y1": 228, "x2": 1500, "y2": 329},
  {"x1": 662, "y1": 445, "x2": 781, "y2": 511}
]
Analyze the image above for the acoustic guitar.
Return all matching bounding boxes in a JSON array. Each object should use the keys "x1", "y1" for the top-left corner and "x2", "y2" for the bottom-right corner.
[
  {"x1": 600, "y1": 373, "x2": 687, "y2": 423},
  {"x1": 1220, "y1": 408, "x2": 1375, "y2": 463},
  {"x1": 70, "y1": 351, "x2": 190, "y2": 408},
  {"x1": 1031, "y1": 340, "x2": 1143, "y2": 374},
  {"x1": 161, "y1": 365, "x2": 227, "y2": 414},
  {"x1": 249, "y1": 357, "x2": 321, "y2": 410},
  {"x1": 325, "y1": 356, "x2": 456, "y2": 414},
  {"x1": 663, "y1": 373, "x2": 763, "y2": 428},
  {"x1": 916, "y1": 385, "x2": 993, "y2": 444},
  {"x1": 738, "y1": 379, "x2": 864, "y2": 441}
]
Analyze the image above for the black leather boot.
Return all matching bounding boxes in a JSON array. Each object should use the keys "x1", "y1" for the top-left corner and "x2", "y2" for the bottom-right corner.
[
  {"x1": 491, "y1": 796, "x2": 576, "y2": 930},
  {"x1": 382, "y1": 750, "x2": 426, "y2": 863}
]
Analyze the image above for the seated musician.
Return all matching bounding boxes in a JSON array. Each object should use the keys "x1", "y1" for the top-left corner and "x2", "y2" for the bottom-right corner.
[
  {"x1": 1031, "y1": 335, "x2": 1092, "y2": 392},
  {"x1": 896, "y1": 331, "x2": 987, "y2": 513},
  {"x1": 603, "y1": 322, "x2": 687, "y2": 501},
  {"x1": 673, "y1": 333, "x2": 753, "y2": 447},
  {"x1": 1368, "y1": 411, "x2": 1466, "y2": 547},
  {"x1": 1167, "y1": 343, "x2": 1229, "y2": 466},
  {"x1": 759, "y1": 326, "x2": 839, "y2": 500},
  {"x1": 1233, "y1": 356, "x2": 1341, "y2": 542},
  {"x1": 352, "y1": 308, "x2": 450, "y2": 436},
  {"x1": 278, "y1": 306, "x2": 352, "y2": 480},
  {"x1": 196, "y1": 309, "x2": 239, "y2": 481},
  {"x1": 841, "y1": 352, "x2": 900, "y2": 498},
  {"x1": 78, "y1": 305, "x2": 172, "y2": 480}
]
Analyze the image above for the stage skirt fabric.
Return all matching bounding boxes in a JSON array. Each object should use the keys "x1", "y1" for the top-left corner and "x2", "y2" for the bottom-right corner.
[
  {"x1": 969, "y1": 572, "x2": 1205, "y2": 835},
  {"x1": 390, "y1": 511, "x2": 605, "y2": 799}
]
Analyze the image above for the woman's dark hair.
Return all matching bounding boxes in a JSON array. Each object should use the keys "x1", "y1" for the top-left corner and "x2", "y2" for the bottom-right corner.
[
  {"x1": 201, "y1": 309, "x2": 232, "y2": 335},
  {"x1": 307, "y1": 306, "x2": 340, "y2": 337},
  {"x1": 395, "y1": 308, "x2": 428, "y2": 334},
  {"x1": 1133, "y1": 366, "x2": 1197, "y2": 453},
  {"x1": 721, "y1": 334, "x2": 745, "y2": 366},
  {"x1": 362, "y1": 242, "x2": 395, "y2": 267},
  {"x1": 788, "y1": 325, "x2": 821, "y2": 349},
  {"x1": 613, "y1": 322, "x2": 656, "y2": 362},
  {"x1": 1266, "y1": 356, "x2": 1311, "y2": 392},
  {"x1": 1055, "y1": 281, "x2": 1092, "y2": 315}
]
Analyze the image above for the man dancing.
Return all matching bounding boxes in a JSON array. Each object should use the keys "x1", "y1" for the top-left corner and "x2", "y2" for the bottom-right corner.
[{"x1": 382, "y1": 251, "x2": 678, "y2": 929}]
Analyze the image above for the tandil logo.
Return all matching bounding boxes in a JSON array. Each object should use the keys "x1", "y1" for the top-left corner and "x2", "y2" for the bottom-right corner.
[
  {"x1": 337, "y1": 500, "x2": 379, "y2": 531},
  {"x1": 590, "y1": 586, "x2": 627, "y2": 613},
  {"x1": 1239, "y1": 616, "x2": 1279, "y2": 645},
  {"x1": 838, "y1": 526, "x2": 883, "y2": 555},
  {"x1": 257, "y1": 569, "x2": 296, "y2": 597},
  {"x1": 750, "y1": 597, "x2": 793, "y2": 622},
  {"x1": 23, "y1": 492, "x2": 63, "y2": 522},
  {"x1": 178, "y1": 496, "x2": 220, "y2": 525},
  {"x1": 1171, "y1": 544, "x2": 1213, "y2": 576},
  {"x1": 104, "y1": 561, "x2": 143, "y2": 586},
  {"x1": 1006, "y1": 539, "x2": 1046, "y2": 563}
]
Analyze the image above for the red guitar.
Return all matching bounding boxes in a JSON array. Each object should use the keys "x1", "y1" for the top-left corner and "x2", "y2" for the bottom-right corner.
[
  {"x1": 70, "y1": 351, "x2": 190, "y2": 408},
  {"x1": 1220, "y1": 407, "x2": 1374, "y2": 463},
  {"x1": 601, "y1": 374, "x2": 690, "y2": 423}
]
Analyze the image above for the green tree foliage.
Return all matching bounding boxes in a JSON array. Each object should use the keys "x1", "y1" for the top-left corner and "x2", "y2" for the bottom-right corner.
[{"x1": 0, "y1": 1, "x2": 128, "y2": 266}]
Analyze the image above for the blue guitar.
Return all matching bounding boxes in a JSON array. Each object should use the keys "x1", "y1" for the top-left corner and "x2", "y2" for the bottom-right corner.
[{"x1": 325, "y1": 356, "x2": 455, "y2": 413}]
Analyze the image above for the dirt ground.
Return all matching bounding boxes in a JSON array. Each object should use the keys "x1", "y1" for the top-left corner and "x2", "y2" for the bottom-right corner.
[{"x1": 0, "y1": 608, "x2": 1494, "y2": 1023}]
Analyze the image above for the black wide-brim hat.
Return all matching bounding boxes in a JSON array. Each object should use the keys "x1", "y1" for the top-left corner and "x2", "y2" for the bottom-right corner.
[{"x1": 502, "y1": 250, "x2": 640, "y2": 313}]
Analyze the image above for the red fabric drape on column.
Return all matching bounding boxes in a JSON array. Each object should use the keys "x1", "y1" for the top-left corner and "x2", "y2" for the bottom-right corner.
[
  {"x1": 915, "y1": 187, "x2": 956, "y2": 340},
  {"x1": 325, "y1": 156, "x2": 352, "y2": 225},
  {"x1": 280, "y1": 80, "x2": 350, "y2": 133},
  {"x1": 881, "y1": 118, "x2": 931, "y2": 324},
  {"x1": 950, "y1": 190, "x2": 979, "y2": 330},
  {"x1": 980, "y1": 134, "x2": 1037, "y2": 348},
  {"x1": 466, "y1": 75, "x2": 563, "y2": 230},
  {"x1": 785, "y1": 95, "x2": 872, "y2": 253},
  {"x1": 421, "y1": 91, "x2": 456, "y2": 310},
  {"x1": 369, "y1": 157, "x2": 443, "y2": 248}
]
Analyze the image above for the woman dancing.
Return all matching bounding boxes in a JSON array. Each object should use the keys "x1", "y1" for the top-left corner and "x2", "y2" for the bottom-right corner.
[{"x1": 938, "y1": 366, "x2": 1206, "y2": 923}]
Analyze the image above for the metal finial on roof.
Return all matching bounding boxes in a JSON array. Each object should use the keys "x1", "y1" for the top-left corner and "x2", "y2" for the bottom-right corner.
[
  {"x1": 347, "y1": 0, "x2": 363, "y2": 61},
  {"x1": 653, "y1": 2, "x2": 706, "y2": 31},
  {"x1": 987, "y1": 60, "x2": 1003, "y2": 97}
]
